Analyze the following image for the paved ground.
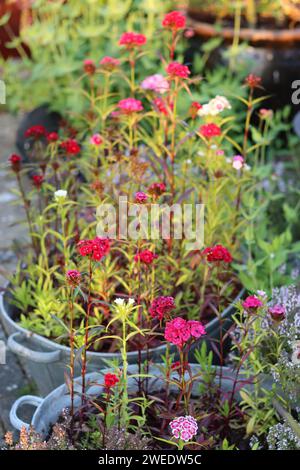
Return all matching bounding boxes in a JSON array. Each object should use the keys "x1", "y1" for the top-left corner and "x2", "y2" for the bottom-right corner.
[{"x1": 0, "y1": 112, "x2": 33, "y2": 439}]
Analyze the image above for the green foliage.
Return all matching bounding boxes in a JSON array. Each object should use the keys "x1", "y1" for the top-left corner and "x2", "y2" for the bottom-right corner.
[
  {"x1": 188, "y1": 0, "x2": 286, "y2": 25},
  {"x1": 1, "y1": 0, "x2": 173, "y2": 114}
]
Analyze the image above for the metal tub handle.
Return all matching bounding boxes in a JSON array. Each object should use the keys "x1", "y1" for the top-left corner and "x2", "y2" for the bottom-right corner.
[{"x1": 7, "y1": 332, "x2": 61, "y2": 363}]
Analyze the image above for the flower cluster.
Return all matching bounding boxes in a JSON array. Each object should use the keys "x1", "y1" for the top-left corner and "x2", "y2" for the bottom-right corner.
[
  {"x1": 90, "y1": 133, "x2": 103, "y2": 146},
  {"x1": 199, "y1": 123, "x2": 221, "y2": 139},
  {"x1": 166, "y1": 61, "x2": 190, "y2": 79},
  {"x1": 245, "y1": 74, "x2": 262, "y2": 89},
  {"x1": 118, "y1": 98, "x2": 143, "y2": 114},
  {"x1": 162, "y1": 11, "x2": 186, "y2": 31},
  {"x1": 267, "y1": 421, "x2": 300, "y2": 450},
  {"x1": 198, "y1": 95, "x2": 231, "y2": 117},
  {"x1": 66, "y1": 270, "x2": 81, "y2": 288},
  {"x1": 259, "y1": 108, "x2": 273, "y2": 120},
  {"x1": 9, "y1": 154, "x2": 22, "y2": 173},
  {"x1": 47, "y1": 132, "x2": 59, "y2": 142},
  {"x1": 100, "y1": 56, "x2": 120, "y2": 70},
  {"x1": 54, "y1": 189, "x2": 67, "y2": 202},
  {"x1": 242, "y1": 295, "x2": 263, "y2": 311},
  {"x1": 164, "y1": 317, "x2": 206, "y2": 348},
  {"x1": 141, "y1": 74, "x2": 169, "y2": 94},
  {"x1": 134, "y1": 249, "x2": 157, "y2": 265},
  {"x1": 202, "y1": 245, "x2": 232, "y2": 263},
  {"x1": 135, "y1": 191, "x2": 148, "y2": 204},
  {"x1": 269, "y1": 304, "x2": 286, "y2": 322},
  {"x1": 232, "y1": 155, "x2": 245, "y2": 170},
  {"x1": 149, "y1": 296, "x2": 175, "y2": 320},
  {"x1": 32, "y1": 174, "x2": 44, "y2": 189},
  {"x1": 25, "y1": 125, "x2": 46, "y2": 139},
  {"x1": 104, "y1": 373, "x2": 119, "y2": 389},
  {"x1": 83, "y1": 59, "x2": 96, "y2": 75},
  {"x1": 169, "y1": 416, "x2": 198, "y2": 442},
  {"x1": 119, "y1": 32, "x2": 147, "y2": 48},
  {"x1": 77, "y1": 237, "x2": 110, "y2": 261},
  {"x1": 60, "y1": 139, "x2": 81, "y2": 155},
  {"x1": 148, "y1": 182, "x2": 166, "y2": 197}
]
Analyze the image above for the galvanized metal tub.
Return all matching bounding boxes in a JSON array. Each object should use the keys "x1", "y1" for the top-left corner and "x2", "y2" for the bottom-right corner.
[
  {"x1": 9, "y1": 363, "x2": 249, "y2": 438},
  {"x1": 0, "y1": 287, "x2": 244, "y2": 396}
]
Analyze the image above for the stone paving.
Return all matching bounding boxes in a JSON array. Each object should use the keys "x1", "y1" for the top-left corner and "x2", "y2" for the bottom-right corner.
[{"x1": 0, "y1": 112, "x2": 33, "y2": 438}]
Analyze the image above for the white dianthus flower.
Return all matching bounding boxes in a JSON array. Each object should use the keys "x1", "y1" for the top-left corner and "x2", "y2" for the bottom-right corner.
[
  {"x1": 198, "y1": 95, "x2": 231, "y2": 117},
  {"x1": 54, "y1": 189, "x2": 67, "y2": 202}
]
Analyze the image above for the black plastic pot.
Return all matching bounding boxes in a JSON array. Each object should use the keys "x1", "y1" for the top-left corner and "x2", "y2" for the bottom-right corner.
[{"x1": 16, "y1": 104, "x2": 61, "y2": 163}]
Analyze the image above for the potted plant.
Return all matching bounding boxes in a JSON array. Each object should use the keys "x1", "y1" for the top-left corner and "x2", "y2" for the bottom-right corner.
[
  {"x1": 1, "y1": 10, "x2": 284, "y2": 396},
  {"x1": 186, "y1": 0, "x2": 300, "y2": 113},
  {"x1": 229, "y1": 284, "x2": 300, "y2": 448},
  {"x1": 7, "y1": 287, "x2": 298, "y2": 450},
  {"x1": 6, "y1": 298, "x2": 256, "y2": 449}
]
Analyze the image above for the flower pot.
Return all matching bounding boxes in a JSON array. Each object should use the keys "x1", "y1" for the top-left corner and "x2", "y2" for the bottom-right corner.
[
  {"x1": 186, "y1": 5, "x2": 300, "y2": 114},
  {"x1": 9, "y1": 363, "x2": 256, "y2": 437},
  {"x1": 0, "y1": 1, "x2": 31, "y2": 59},
  {"x1": 16, "y1": 104, "x2": 61, "y2": 163},
  {"x1": 0, "y1": 286, "x2": 245, "y2": 396},
  {"x1": 0, "y1": 288, "x2": 167, "y2": 397}
]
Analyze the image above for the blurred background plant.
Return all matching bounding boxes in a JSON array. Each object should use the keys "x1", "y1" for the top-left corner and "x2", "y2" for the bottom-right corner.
[
  {"x1": 0, "y1": 0, "x2": 175, "y2": 114},
  {"x1": 188, "y1": 0, "x2": 286, "y2": 26}
]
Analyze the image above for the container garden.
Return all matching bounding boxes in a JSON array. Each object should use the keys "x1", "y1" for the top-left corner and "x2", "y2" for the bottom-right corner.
[
  {"x1": 0, "y1": 285, "x2": 245, "y2": 396},
  {"x1": 0, "y1": 287, "x2": 166, "y2": 397},
  {"x1": 3, "y1": 7, "x2": 278, "y2": 415},
  {"x1": 186, "y1": 1, "x2": 300, "y2": 114},
  {"x1": 9, "y1": 363, "x2": 258, "y2": 438}
]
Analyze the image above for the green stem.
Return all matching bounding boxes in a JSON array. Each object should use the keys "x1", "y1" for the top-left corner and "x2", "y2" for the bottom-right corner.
[
  {"x1": 81, "y1": 258, "x2": 93, "y2": 406},
  {"x1": 69, "y1": 293, "x2": 75, "y2": 419},
  {"x1": 120, "y1": 314, "x2": 128, "y2": 428}
]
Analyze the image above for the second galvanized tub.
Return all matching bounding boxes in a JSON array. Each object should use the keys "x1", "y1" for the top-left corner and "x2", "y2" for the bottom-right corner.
[
  {"x1": 0, "y1": 287, "x2": 244, "y2": 396},
  {"x1": 10, "y1": 363, "x2": 251, "y2": 437}
]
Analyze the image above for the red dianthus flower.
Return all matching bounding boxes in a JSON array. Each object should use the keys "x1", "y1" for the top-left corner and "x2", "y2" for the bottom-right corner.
[
  {"x1": 32, "y1": 174, "x2": 44, "y2": 189},
  {"x1": 9, "y1": 154, "x2": 22, "y2": 173},
  {"x1": 149, "y1": 296, "x2": 175, "y2": 320},
  {"x1": 66, "y1": 270, "x2": 81, "y2": 288},
  {"x1": 47, "y1": 132, "x2": 59, "y2": 142},
  {"x1": 134, "y1": 249, "x2": 157, "y2": 265},
  {"x1": 104, "y1": 373, "x2": 119, "y2": 388},
  {"x1": 202, "y1": 245, "x2": 232, "y2": 263},
  {"x1": 162, "y1": 11, "x2": 186, "y2": 31},
  {"x1": 119, "y1": 32, "x2": 147, "y2": 48},
  {"x1": 60, "y1": 139, "x2": 81, "y2": 156},
  {"x1": 242, "y1": 295, "x2": 263, "y2": 311},
  {"x1": 245, "y1": 74, "x2": 262, "y2": 89},
  {"x1": 199, "y1": 123, "x2": 221, "y2": 139},
  {"x1": 83, "y1": 59, "x2": 96, "y2": 75},
  {"x1": 118, "y1": 98, "x2": 143, "y2": 114},
  {"x1": 166, "y1": 61, "x2": 190, "y2": 79},
  {"x1": 25, "y1": 125, "x2": 46, "y2": 139},
  {"x1": 77, "y1": 237, "x2": 110, "y2": 261}
]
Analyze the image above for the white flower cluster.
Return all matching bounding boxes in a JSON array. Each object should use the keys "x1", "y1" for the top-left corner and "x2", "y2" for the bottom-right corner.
[
  {"x1": 198, "y1": 95, "x2": 231, "y2": 117},
  {"x1": 114, "y1": 298, "x2": 135, "y2": 306},
  {"x1": 54, "y1": 189, "x2": 67, "y2": 202}
]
